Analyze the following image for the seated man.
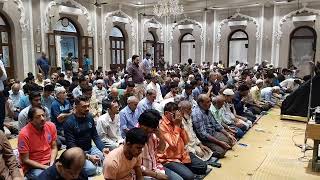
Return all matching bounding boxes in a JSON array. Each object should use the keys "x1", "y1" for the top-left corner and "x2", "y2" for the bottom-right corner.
[
  {"x1": 9, "y1": 82, "x2": 24, "y2": 118},
  {"x1": 82, "y1": 85, "x2": 101, "y2": 119},
  {"x1": 119, "y1": 96, "x2": 139, "y2": 138},
  {"x1": 18, "y1": 91, "x2": 50, "y2": 130},
  {"x1": 233, "y1": 84, "x2": 256, "y2": 122},
  {"x1": 158, "y1": 102, "x2": 208, "y2": 180},
  {"x1": 93, "y1": 79, "x2": 107, "y2": 105},
  {"x1": 139, "y1": 109, "x2": 183, "y2": 180},
  {"x1": 211, "y1": 96, "x2": 244, "y2": 139},
  {"x1": 103, "y1": 128, "x2": 147, "y2": 180},
  {"x1": 63, "y1": 95, "x2": 108, "y2": 177},
  {"x1": 18, "y1": 106, "x2": 58, "y2": 179},
  {"x1": 0, "y1": 130, "x2": 23, "y2": 179},
  {"x1": 136, "y1": 89, "x2": 156, "y2": 118},
  {"x1": 192, "y1": 94, "x2": 236, "y2": 158},
  {"x1": 280, "y1": 78, "x2": 301, "y2": 93},
  {"x1": 37, "y1": 147, "x2": 88, "y2": 180},
  {"x1": 221, "y1": 89, "x2": 252, "y2": 131},
  {"x1": 179, "y1": 101, "x2": 213, "y2": 161},
  {"x1": 164, "y1": 82, "x2": 179, "y2": 100},
  {"x1": 118, "y1": 81, "x2": 135, "y2": 109},
  {"x1": 181, "y1": 83, "x2": 197, "y2": 107},
  {"x1": 51, "y1": 87, "x2": 72, "y2": 147},
  {"x1": 41, "y1": 84, "x2": 55, "y2": 114},
  {"x1": 250, "y1": 79, "x2": 272, "y2": 111},
  {"x1": 260, "y1": 86, "x2": 281, "y2": 106},
  {"x1": 96, "y1": 100, "x2": 123, "y2": 150},
  {"x1": 146, "y1": 75, "x2": 163, "y2": 103}
]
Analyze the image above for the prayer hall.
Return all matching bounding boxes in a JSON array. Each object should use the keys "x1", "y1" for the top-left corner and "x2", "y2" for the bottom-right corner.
[{"x1": 0, "y1": 0, "x2": 320, "y2": 180}]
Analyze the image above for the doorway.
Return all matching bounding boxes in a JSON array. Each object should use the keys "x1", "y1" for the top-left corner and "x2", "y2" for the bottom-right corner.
[
  {"x1": 180, "y1": 33, "x2": 195, "y2": 64},
  {"x1": 228, "y1": 29, "x2": 249, "y2": 67}
]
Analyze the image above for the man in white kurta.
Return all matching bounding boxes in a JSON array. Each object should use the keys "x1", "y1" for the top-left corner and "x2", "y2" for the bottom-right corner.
[{"x1": 96, "y1": 101, "x2": 123, "y2": 150}]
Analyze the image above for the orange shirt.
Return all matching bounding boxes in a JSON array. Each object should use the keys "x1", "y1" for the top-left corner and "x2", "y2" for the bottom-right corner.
[
  {"x1": 18, "y1": 122, "x2": 57, "y2": 172},
  {"x1": 103, "y1": 145, "x2": 142, "y2": 180},
  {"x1": 157, "y1": 116, "x2": 190, "y2": 164}
]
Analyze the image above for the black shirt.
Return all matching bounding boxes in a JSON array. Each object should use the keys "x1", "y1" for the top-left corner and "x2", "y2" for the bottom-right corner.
[{"x1": 36, "y1": 164, "x2": 88, "y2": 180}]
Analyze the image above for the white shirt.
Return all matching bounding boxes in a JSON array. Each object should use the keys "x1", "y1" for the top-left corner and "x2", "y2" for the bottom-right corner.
[
  {"x1": 280, "y1": 78, "x2": 298, "y2": 91},
  {"x1": 72, "y1": 61, "x2": 79, "y2": 73},
  {"x1": 0, "y1": 60, "x2": 7, "y2": 91},
  {"x1": 96, "y1": 112, "x2": 123, "y2": 146},
  {"x1": 146, "y1": 82, "x2": 163, "y2": 103}
]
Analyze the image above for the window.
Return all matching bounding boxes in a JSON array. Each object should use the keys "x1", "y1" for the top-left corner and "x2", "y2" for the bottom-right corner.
[
  {"x1": 228, "y1": 30, "x2": 249, "y2": 67},
  {"x1": 0, "y1": 14, "x2": 13, "y2": 78},
  {"x1": 180, "y1": 33, "x2": 195, "y2": 63},
  {"x1": 110, "y1": 26, "x2": 126, "y2": 69},
  {"x1": 289, "y1": 26, "x2": 317, "y2": 77}
]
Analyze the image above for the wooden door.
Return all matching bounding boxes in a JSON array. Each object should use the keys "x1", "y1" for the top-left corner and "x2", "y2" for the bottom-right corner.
[
  {"x1": 81, "y1": 36, "x2": 94, "y2": 70},
  {"x1": 47, "y1": 33, "x2": 56, "y2": 73}
]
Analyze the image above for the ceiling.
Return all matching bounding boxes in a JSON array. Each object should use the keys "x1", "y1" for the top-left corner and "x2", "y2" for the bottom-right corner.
[{"x1": 96, "y1": 0, "x2": 319, "y2": 10}]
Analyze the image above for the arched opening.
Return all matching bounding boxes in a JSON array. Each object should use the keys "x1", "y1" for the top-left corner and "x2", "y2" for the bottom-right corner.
[
  {"x1": 110, "y1": 26, "x2": 126, "y2": 70},
  {"x1": 180, "y1": 33, "x2": 195, "y2": 64},
  {"x1": 0, "y1": 13, "x2": 13, "y2": 78},
  {"x1": 228, "y1": 29, "x2": 249, "y2": 67},
  {"x1": 289, "y1": 26, "x2": 317, "y2": 77},
  {"x1": 48, "y1": 17, "x2": 94, "y2": 73},
  {"x1": 143, "y1": 31, "x2": 164, "y2": 68}
]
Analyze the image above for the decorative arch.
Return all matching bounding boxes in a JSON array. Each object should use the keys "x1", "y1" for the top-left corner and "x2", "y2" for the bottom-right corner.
[
  {"x1": 44, "y1": 0, "x2": 93, "y2": 35},
  {"x1": 227, "y1": 29, "x2": 249, "y2": 67},
  {"x1": 104, "y1": 10, "x2": 136, "y2": 54},
  {"x1": 12, "y1": 0, "x2": 28, "y2": 32},
  {"x1": 170, "y1": 18, "x2": 204, "y2": 43},
  {"x1": 275, "y1": 4, "x2": 320, "y2": 41},
  {"x1": 144, "y1": 17, "x2": 163, "y2": 42},
  {"x1": 216, "y1": 11, "x2": 260, "y2": 43}
]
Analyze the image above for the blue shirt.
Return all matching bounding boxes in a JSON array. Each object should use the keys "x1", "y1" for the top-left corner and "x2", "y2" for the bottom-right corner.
[
  {"x1": 51, "y1": 99, "x2": 71, "y2": 132},
  {"x1": 63, "y1": 113, "x2": 105, "y2": 152},
  {"x1": 42, "y1": 95, "x2": 55, "y2": 114},
  {"x1": 233, "y1": 92, "x2": 245, "y2": 115},
  {"x1": 36, "y1": 57, "x2": 50, "y2": 73},
  {"x1": 191, "y1": 105, "x2": 223, "y2": 141},
  {"x1": 37, "y1": 163, "x2": 88, "y2": 180},
  {"x1": 192, "y1": 86, "x2": 203, "y2": 100},
  {"x1": 119, "y1": 106, "x2": 138, "y2": 138},
  {"x1": 83, "y1": 58, "x2": 92, "y2": 72},
  {"x1": 19, "y1": 95, "x2": 30, "y2": 110},
  {"x1": 136, "y1": 97, "x2": 153, "y2": 118}
]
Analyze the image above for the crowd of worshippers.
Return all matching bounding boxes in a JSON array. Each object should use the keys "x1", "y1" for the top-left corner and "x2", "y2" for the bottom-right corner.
[{"x1": 0, "y1": 54, "x2": 306, "y2": 180}]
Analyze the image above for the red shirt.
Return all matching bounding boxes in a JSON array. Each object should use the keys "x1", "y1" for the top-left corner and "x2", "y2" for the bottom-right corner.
[{"x1": 18, "y1": 122, "x2": 57, "y2": 172}]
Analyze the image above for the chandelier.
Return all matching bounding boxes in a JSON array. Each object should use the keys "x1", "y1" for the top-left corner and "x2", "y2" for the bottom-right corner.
[{"x1": 153, "y1": 0, "x2": 184, "y2": 18}]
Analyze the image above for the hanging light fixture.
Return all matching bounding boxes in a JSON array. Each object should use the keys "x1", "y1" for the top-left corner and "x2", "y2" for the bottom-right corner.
[{"x1": 153, "y1": 0, "x2": 184, "y2": 18}]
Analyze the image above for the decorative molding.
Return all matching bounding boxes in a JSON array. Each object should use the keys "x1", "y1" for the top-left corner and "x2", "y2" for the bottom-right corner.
[
  {"x1": 170, "y1": 18, "x2": 204, "y2": 43},
  {"x1": 276, "y1": 6, "x2": 320, "y2": 41},
  {"x1": 144, "y1": 17, "x2": 164, "y2": 42},
  {"x1": 104, "y1": 10, "x2": 136, "y2": 54},
  {"x1": 13, "y1": 0, "x2": 29, "y2": 32},
  {"x1": 44, "y1": 0, "x2": 94, "y2": 36},
  {"x1": 216, "y1": 12, "x2": 261, "y2": 42}
]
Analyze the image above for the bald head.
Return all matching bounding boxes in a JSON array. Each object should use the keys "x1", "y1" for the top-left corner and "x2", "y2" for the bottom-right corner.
[
  {"x1": 58, "y1": 147, "x2": 85, "y2": 169},
  {"x1": 197, "y1": 94, "x2": 211, "y2": 110},
  {"x1": 110, "y1": 87, "x2": 118, "y2": 97},
  {"x1": 212, "y1": 95, "x2": 225, "y2": 109}
]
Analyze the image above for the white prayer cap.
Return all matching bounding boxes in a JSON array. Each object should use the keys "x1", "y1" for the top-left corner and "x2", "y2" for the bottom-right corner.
[
  {"x1": 256, "y1": 79, "x2": 264, "y2": 84},
  {"x1": 272, "y1": 86, "x2": 280, "y2": 90},
  {"x1": 96, "y1": 79, "x2": 104, "y2": 84},
  {"x1": 223, "y1": 89, "x2": 235, "y2": 96}
]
